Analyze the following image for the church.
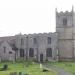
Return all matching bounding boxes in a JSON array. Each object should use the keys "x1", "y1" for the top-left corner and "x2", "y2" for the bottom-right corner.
[{"x1": 0, "y1": 7, "x2": 74, "y2": 62}]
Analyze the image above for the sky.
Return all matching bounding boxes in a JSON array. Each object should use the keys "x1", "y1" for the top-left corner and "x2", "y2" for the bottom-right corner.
[{"x1": 0, "y1": 0, "x2": 75, "y2": 36}]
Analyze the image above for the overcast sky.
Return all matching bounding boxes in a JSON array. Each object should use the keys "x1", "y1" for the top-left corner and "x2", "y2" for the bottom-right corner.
[{"x1": 0, "y1": 0, "x2": 75, "y2": 36}]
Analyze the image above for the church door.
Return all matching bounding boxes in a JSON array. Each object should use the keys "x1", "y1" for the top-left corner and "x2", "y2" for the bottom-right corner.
[{"x1": 40, "y1": 54, "x2": 43, "y2": 62}]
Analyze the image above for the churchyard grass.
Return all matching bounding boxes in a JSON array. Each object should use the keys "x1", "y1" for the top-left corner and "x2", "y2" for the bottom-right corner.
[
  {"x1": 0, "y1": 62, "x2": 57, "y2": 75},
  {"x1": 48, "y1": 61, "x2": 75, "y2": 75}
]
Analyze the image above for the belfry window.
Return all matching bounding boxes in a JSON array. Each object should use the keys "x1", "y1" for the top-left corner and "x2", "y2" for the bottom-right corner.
[{"x1": 63, "y1": 18, "x2": 67, "y2": 25}]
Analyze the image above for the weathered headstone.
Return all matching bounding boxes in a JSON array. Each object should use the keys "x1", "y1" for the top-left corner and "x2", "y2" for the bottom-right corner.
[
  {"x1": 40, "y1": 63, "x2": 42, "y2": 69},
  {"x1": 3, "y1": 64, "x2": 8, "y2": 70}
]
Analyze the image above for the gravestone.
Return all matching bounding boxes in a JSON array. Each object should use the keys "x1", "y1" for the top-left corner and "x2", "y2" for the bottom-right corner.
[
  {"x1": 40, "y1": 64, "x2": 42, "y2": 69},
  {"x1": 3, "y1": 64, "x2": 8, "y2": 70},
  {"x1": 0, "y1": 64, "x2": 8, "y2": 71}
]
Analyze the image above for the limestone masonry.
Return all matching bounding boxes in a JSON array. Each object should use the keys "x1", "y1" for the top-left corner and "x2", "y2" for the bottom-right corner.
[{"x1": 0, "y1": 8, "x2": 75, "y2": 62}]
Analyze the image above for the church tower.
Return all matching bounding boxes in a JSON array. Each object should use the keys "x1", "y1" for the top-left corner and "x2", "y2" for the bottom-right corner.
[{"x1": 56, "y1": 7, "x2": 75, "y2": 60}]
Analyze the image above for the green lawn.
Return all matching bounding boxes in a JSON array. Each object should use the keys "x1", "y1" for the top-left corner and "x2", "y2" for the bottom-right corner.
[
  {"x1": 49, "y1": 61, "x2": 75, "y2": 75},
  {"x1": 0, "y1": 62, "x2": 57, "y2": 75}
]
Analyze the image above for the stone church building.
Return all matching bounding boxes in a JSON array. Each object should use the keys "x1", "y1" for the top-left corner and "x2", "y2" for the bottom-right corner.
[{"x1": 0, "y1": 8, "x2": 75, "y2": 62}]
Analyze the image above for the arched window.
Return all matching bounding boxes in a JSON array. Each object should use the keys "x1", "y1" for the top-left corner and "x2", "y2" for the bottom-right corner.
[
  {"x1": 29, "y1": 48, "x2": 34, "y2": 57},
  {"x1": 20, "y1": 49, "x2": 24, "y2": 57},
  {"x1": 46, "y1": 48, "x2": 52, "y2": 57},
  {"x1": 63, "y1": 18, "x2": 67, "y2": 25}
]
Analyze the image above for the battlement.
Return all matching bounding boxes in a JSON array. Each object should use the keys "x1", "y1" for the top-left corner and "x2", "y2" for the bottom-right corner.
[
  {"x1": 56, "y1": 7, "x2": 75, "y2": 16},
  {"x1": 56, "y1": 11, "x2": 75, "y2": 17}
]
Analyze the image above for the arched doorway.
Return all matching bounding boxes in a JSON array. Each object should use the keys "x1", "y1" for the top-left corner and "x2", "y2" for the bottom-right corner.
[{"x1": 40, "y1": 54, "x2": 43, "y2": 62}]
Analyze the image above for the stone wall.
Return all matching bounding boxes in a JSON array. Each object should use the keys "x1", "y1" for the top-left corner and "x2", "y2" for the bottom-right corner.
[{"x1": 15, "y1": 33, "x2": 57, "y2": 62}]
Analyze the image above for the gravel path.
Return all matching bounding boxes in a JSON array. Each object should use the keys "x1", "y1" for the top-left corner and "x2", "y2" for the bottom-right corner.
[{"x1": 43, "y1": 64, "x2": 73, "y2": 75}]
